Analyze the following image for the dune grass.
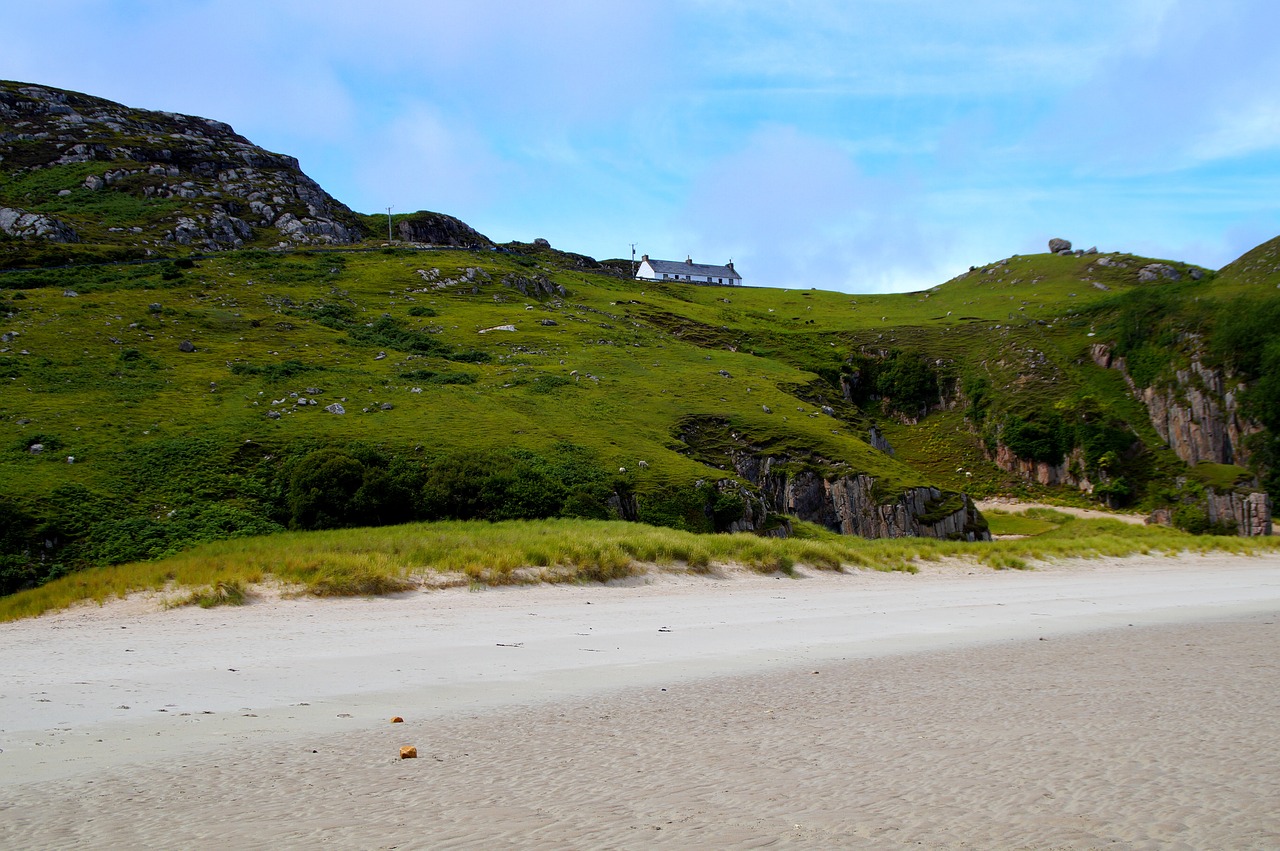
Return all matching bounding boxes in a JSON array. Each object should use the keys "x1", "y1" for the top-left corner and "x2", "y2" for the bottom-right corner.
[{"x1": 2, "y1": 515, "x2": 1277, "y2": 622}]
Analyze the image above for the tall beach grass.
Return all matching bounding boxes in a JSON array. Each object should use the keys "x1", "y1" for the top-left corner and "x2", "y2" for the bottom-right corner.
[{"x1": 2, "y1": 515, "x2": 1277, "y2": 622}]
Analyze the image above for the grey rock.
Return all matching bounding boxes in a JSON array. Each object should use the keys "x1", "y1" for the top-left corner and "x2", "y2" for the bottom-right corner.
[
  {"x1": 324, "y1": 403, "x2": 345, "y2": 415},
  {"x1": 867, "y1": 425, "x2": 895, "y2": 456},
  {"x1": 533, "y1": 237, "x2": 551, "y2": 248},
  {"x1": 718, "y1": 369, "x2": 731, "y2": 378},
  {"x1": 266, "y1": 410, "x2": 281, "y2": 419},
  {"x1": 177, "y1": 340, "x2": 195, "y2": 353},
  {"x1": 1084, "y1": 246, "x2": 1098, "y2": 254},
  {"x1": 761, "y1": 405, "x2": 772, "y2": 413},
  {"x1": 539, "y1": 319, "x2": 558, "y2": 326},
  {"x1": 1048, "y1": 237, "x2": 1072, "y2": 253},
  {"x1": 1138, "y1": 263, "x2": 1181, "y2": 283},
  {"x1": 28, "y1": 443, "x2": 43, "y2": 453},
  {"x1": 0, "y1": 207, "x2": 78, "y2": 242},
  {"x1": 380, "y1": 402, "x2": 393, "y2": 410}
]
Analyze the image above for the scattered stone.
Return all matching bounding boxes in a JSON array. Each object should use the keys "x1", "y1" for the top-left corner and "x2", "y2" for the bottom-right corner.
[
  {"x1": 390, "y1": 716, "x2": 404, "y2": 724},
  {"x1": 62, "y1": 289, "x2": 78, "y2": 298},
  {"x1": 28, "y1": 443, "x2": 43, "y2": 454},
  {"x1": 400, "y1": 746, "x2": 418, "y2": 759},
  {"x1": 539, "y1": 319, "x2": 558, "y2": 326},
  {"x1": 1084, "y1": 246, "x2": 1098, "y2": 254},
  {"x1": 1138, "y1": 263, "x2": 1181, "y2": 283},
  {"x1": 1048, "y1": 237, "x2": 1072, "y2": 254},
  {"x1": 324, "y1": 403, "x2": 346, "y2": 415},
  {"x1": 380, "y1": 402, "x2": 393, "y2": 410},
  {"x1": 718, "y1": 369, "x2": 731, "y2": 378},
  {"x1": 1189, "y1": 269, "x2": 1204, "y2": 280},
  {"x1": 375, "y1": 351, "x2": 387, "y2": 360},
  {"x1": 177, "y1": 340, "x2": 195, "y2": 353},
  {"x1": 1092, "y1": 282, "x2": 1110, "y2": 291},
  {"x1": 761, "y1": 405, "x2": 772, "y2": 414},
  {"x1": 266, "y1": 410, "x2": 281, "y2": 419},
  {"x1": 821, "y1": 405, "x2": 835, "y2": 416},
  {"x1": 479, "y1": 324, "x2": 517, "y2": 333}
]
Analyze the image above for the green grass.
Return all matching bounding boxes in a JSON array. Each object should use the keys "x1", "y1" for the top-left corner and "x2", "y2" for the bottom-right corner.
[
  {"x1": 1188, "y1": 462, "x2": 1255, "y2": 491},
  {"x1": 3, "y1": 514, "x2": 1277, "y2": 621},
  {"x1": 984, "y1": 509, "x2": 1063, "y2": 537}
]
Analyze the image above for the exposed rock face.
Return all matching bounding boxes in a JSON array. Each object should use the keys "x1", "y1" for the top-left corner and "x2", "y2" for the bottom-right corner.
[
  {"x1": 503, "y1": 273, "x2": 566, "y2": 299},
  {"x1": 729, "y1": 453, "x2": 988, "y2": 541},
  {"x1": 397, "y1": 211, "x2": 491, "y2": 248},
  {"x1": 1207, "y1": 489, "x2": 1272, "y2": 536},
  {"x1": 993, "y1": 443, "x2": 1092, "y2": 492},
  {"x1": 1091, "y1": 343, "x2": 1260, "y2": 466},
  {"x1": 1048, "y1": 237, "x2": 1072, "y2": 253},
  {"x1": 1138, "y1": 263, "x2": 1181, "y2": 283},
  {"x1": 0, "y1": 81, "x2": 362, "y2": 250},
  {"x1": 0, "y1": 207, "x2": 77, "y2": 242},
  {"x1": 867, "y1": 426, "x2": 895, "y2": 456}
]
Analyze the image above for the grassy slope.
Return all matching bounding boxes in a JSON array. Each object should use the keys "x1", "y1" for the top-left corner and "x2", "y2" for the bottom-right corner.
[{"x1": 2, "y1": 243, "x2": 1246, "y2": 526}]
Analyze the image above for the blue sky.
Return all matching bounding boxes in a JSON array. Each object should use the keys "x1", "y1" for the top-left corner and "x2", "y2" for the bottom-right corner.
[{"x1": 5, "y1": 0, "x2": 1279, "y2": 292}]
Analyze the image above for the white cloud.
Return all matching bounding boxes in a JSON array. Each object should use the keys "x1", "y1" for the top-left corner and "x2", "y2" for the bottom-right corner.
[{"x1": 676, "y1": 126, "x2": 955, "y2": 292}]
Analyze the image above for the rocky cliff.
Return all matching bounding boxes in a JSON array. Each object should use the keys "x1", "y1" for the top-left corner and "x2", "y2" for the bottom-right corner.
[
  {"x1": 992, "y1": 443, "x2": 1092, "y2": 492},
  {"x1": 1090, "y1": 343, "x2": 1259, "y2": 466},
  {"x1": 0, "y1": 81, "x2": 362, "y2": 253},
  {"x1": 674, "y1": 417, "x2": 988, "y2": 541}
]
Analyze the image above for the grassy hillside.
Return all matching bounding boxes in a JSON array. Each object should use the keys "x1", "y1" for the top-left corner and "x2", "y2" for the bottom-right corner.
[{"x1": 4, "y1": 80, "x2": 1279, "y2": 603}]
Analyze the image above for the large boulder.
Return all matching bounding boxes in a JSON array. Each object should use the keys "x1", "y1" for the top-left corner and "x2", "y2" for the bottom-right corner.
[{"x1": 1048, "y1": 237, "x2": 1072, "y2": 254}]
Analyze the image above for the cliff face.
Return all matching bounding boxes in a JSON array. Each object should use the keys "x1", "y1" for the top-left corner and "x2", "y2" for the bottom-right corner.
[
  {"x1": 0, "y1": 81, "x2": 362, "y2": 251},
  {"x1": 992, "y1": 443, "x2": 1092, "y2": 492},
  {"x1": 1090, "y1": 343, "x2": 1260, "y2": 466},
  {"x1": 1149, "y1": 489, "x2": 1272, "y2": 537},
  {"x1": 729, "y1": 453, "x2": 989, "y2": 541}
]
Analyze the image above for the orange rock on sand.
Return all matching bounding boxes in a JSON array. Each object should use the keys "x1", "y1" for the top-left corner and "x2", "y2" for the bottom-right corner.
[
  {"x1": 390, "y1": 716, "x2": 404, "y2": 723},
  {"x1": 399, "y1": 746, "x2": 417, "y2": 759}
]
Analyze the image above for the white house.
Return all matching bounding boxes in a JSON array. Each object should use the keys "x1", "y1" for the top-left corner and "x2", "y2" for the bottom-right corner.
[{"x1": 635, "y1": 255, "x2": 741, "y2": 286}]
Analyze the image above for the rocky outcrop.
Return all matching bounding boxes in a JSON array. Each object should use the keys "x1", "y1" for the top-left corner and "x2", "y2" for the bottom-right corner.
[
  {"x1": 1147, "y1": 489, "x2": 1272, "y2": 537},
  {"x1": 1207, "y1": 489, "x2": 1271, "y2": 537},
  {"x1": 503, "y1": 273, "x2": 566, "y2": 299},
  {"x1": 397, "y1": 211, "x2": 491, "y2": 248},
  {"x1": 993, "y1": 443, "x2": 1092, "y2": 492},
  {"x1": 0, "y1": 81, "x2": 362, "y2": 250},
  {"x1": 0, "y1": 207, "x2": 77, "y2": 242},
  {"x1": 1048, "y1": 237, "x2": 1072, "y2": 254},
  {"x1": 1091, "y1": 343, "x2": 1260, "y2": 466},
  {"x1": 729, "y1": 453, "x2": 988, "y2": 541}
]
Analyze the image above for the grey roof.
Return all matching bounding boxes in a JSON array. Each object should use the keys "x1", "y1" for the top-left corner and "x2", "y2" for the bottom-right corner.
[{"x1": 643, "y1": 258, "x2": 741, "y2": 279}]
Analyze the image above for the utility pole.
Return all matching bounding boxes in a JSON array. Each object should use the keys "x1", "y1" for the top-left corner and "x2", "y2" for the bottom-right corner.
[
  {"x1": 386, "y1": 206, "x2": 394, "y2": 244},
  {"x1": 630, "y1": 243, "x2": 637, "y2": 279}
]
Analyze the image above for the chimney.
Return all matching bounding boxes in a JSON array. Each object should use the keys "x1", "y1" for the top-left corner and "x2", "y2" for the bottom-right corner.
[
  {"x1": 726, "y1": 260, "x2": 734, "y2": 272},
  {"x1": 641, "y1": 254, "x2": 648, "y2": 262},
  {"x1": 686, "y1": 255, "x2": 693, "y2": 265}
]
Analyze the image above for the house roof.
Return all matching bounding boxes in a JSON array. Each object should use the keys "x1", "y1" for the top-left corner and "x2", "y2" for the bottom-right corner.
[{"x1": 642, "y1": 258, "x2": 741, "y2": 279}]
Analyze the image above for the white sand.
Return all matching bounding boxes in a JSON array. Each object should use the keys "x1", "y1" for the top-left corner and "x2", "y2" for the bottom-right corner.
[{"x1": 2, "y1": 554, "x2": 1279, "y2": 849}]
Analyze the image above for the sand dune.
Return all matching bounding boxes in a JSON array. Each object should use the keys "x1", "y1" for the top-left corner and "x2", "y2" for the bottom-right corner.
[{"x1": 2, "y1": 554, "x2": 1278, "y2": 849}]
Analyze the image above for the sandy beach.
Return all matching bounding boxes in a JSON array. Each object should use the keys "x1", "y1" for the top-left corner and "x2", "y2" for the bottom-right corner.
[{"x1": 2, "y1": 554, "x2": 1279, "y2": 849}]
